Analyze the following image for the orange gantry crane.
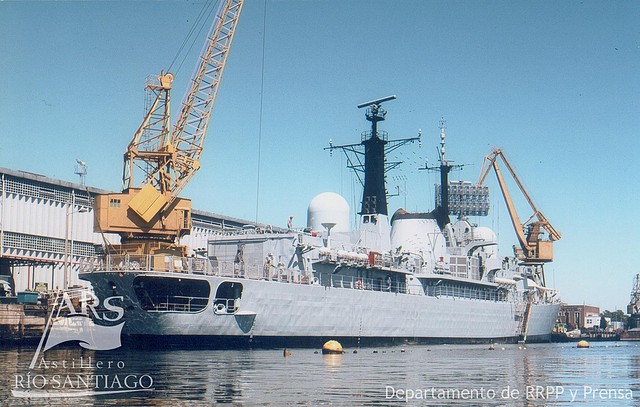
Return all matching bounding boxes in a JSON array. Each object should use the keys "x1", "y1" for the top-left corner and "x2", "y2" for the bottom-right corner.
[
  {"x1": 478, "y1": 148, "x2": 561, "y2": 266},
  {"x1": 94, "y1": 0, "x2": 244, "y2": 255}
]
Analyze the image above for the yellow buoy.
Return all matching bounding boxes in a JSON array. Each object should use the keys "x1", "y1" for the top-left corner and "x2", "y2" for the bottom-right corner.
[
  {"x1": 322, "y1": 340, "x2": 345, "y2": 354},
  {"x1": 577, "y1": 340, "x2": 590, "y2": 348}
]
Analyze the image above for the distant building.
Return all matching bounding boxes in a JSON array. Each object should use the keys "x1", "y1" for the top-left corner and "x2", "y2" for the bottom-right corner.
[
  {"x1": 558, "y1": 304, "x2": 600, "y2": 330},
  {"x1": 607, "y1": 319, "x2": 624, "y2": 331},
  {"x1": 584, "y1": 313, "x2": 601, "y2": 329}
]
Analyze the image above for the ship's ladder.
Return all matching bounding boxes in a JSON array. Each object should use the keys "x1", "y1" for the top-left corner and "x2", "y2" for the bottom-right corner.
[
  {"x1": 514, "y1": 302, "x2": 526, "y2": 332},
  {"x1": 516, "y1": 295, "x2": 534, "y2": 344}
]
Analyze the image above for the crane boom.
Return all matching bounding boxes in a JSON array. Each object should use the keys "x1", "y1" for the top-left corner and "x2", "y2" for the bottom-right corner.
[
  {"x1": 144, "y1": 0, "x2": 243, "y2": 201},
  {"x1": 94, "y1": 0, "x2": 244, "y2": 244},
  {"x1": 485, "y1": 156, "x2": 529, "y2": 250},
  {"x1": 478, "y1": 148, "x2": 561, "y2": 264}
]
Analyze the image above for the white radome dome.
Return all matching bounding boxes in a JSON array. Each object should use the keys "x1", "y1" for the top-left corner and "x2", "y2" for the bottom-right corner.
[
  {"x1": 473, "y1": 226, "x2": 498, "y2": 257},
  {"x1": 307, "y1": 192, "x2": 350, "y2": 233},
  {"x1": 473, "y1": 226, "x2": 497, "y2": 243}
]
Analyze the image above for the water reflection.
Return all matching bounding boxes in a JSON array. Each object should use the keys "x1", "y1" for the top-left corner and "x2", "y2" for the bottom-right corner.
[
  {"x1": 323, "y1": 353, "x2": 342, "y2": 368},
  {"x1": 2, "y1": 343, "x2": 639, "y2": 405}
]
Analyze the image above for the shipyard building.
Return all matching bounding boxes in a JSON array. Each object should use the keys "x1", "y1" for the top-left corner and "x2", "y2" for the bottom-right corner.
[{"x1": 0, "y1": 167, "x2": 251, "y2": 294}]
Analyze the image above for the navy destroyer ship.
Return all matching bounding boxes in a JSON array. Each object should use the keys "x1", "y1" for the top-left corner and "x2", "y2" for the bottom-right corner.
[
  {"x1": 78, "y1": 0, "x2": 560, "y2": 347},
  {"x1": 80, "y1": 96, "x2": 560, "y2": 347}
]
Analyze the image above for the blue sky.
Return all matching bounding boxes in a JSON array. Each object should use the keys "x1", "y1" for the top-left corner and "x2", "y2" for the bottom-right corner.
[{"x1": 1, "y1": 0, "x2": 639, "y2": 312}]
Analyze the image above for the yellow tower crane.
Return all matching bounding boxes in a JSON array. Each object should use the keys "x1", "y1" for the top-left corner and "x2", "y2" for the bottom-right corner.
[
  {"x1": 94, "y1": 0, "x2": 244, "y2": 255},
  {"x1": 478, "y1": 148, "x2": 561, "y2": 266}
]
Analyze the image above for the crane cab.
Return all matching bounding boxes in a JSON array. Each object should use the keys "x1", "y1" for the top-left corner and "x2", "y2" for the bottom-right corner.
[{"x1": 94, "y1": 188, "x2": 192, "y2": 241}]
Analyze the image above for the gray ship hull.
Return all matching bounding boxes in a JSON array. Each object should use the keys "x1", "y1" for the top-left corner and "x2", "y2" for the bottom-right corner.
[{"x1": 81, "y1": 270, "x2": 559, "y2": 348}]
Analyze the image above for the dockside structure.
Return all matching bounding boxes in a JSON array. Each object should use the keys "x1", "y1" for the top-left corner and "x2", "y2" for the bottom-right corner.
[{"x1": 0, "y1": 167, "x2": 259, "y2": 293}]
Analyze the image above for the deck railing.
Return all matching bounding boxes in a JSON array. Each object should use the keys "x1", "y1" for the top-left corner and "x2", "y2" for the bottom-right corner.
[
  {"x1": 80, "y1": 254, "x2": 416, "y2": 295},
  {"x1": 424, "y1": 284, "x2": 508, "y2": 302},
  {"x1": 143, "y1": 295, "x2": 209, "y2": 313},
  {"x1": 81, "y1": 254, "x2": 313, "y2": 283},
  {"x1": 318, "y1": 274, "x2": 408, "y2": 294}
]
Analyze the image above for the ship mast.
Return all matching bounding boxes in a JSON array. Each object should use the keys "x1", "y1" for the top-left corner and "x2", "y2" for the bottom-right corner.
[
  {"x1": 359, "y1": 96, "x2": 394, "y2": 216},
  {"x1": 326, "y1": 96, "x2": 421, "y2": 217},
  {"x1": 423, "y1": 119, "x2": 464, "y2": 230},
  {"x1": 436, "y1": 120, "x2": 454, "y2": 229}
]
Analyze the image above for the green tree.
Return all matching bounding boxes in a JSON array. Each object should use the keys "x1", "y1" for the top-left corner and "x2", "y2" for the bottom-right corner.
[{"x1": 599, "y1": 315, "x2": 608, "y2": 330}]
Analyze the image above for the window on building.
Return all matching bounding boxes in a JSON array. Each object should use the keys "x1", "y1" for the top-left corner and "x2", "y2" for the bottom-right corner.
[{"x1": 183, "y1": 210, "x2": 190, "y2": 229}]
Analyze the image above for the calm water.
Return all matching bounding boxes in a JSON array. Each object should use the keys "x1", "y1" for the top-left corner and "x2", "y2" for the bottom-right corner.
[{"x1": 2, "y1": 341, "x2": 639, "y2": 406}]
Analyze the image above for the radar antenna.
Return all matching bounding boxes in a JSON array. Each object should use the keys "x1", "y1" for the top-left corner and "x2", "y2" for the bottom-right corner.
[{"x1": 74, "y1": 159, "x2": 87, "y2": 186}]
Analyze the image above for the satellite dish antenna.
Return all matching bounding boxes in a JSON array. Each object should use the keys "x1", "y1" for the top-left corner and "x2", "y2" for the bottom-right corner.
[{"x1": 321, "y1": 222, "x2": 336, "y2": 250}]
